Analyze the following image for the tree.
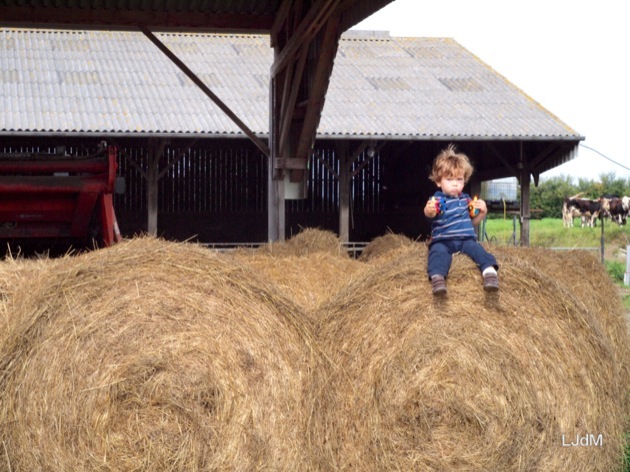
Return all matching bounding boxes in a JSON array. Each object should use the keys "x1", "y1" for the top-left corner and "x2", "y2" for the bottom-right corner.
[
  {"x1": 529, "y1": 173, "x2": 630, "y2": 219},
  {"x1": 530, "y1": 175, "x2": 578, "y2": 218}
]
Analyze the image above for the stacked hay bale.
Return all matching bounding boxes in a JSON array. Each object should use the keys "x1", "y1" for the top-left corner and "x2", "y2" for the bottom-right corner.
[
  {"x1": 358, "y1": 231, "x2": 421, "y2": 263},
  {"x1": 259, "y1": 227, "x2": 346, "y2": 258},
  {"x1": 0, "y1": 237, "x2": 324, "y2": 471},
  {"x1": 314, "y1": 244, "x2": 630, "y2": 471},
  {"x1": 1, "y1": 232, "x2": 629, "y2": 471},
  {"x1": 232, "y1": 228, "x2": 366, "y2": 316}
]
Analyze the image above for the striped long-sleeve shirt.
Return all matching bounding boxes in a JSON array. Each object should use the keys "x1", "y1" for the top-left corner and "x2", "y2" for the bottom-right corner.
[{"x1": 428, "y1": 191, "x2": 476, "y2": 242}]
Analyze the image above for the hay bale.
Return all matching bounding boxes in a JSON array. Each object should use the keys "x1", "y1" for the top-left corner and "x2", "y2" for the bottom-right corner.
[
  {"x1": 0, "y1": 237, "x2": 323, "y2": 471},
  {"x1": 358, "y1": 232, "x2": 421, "y2": 263},
  {"x1": 0, "y1": 255, "x2": 60, "y2": 333},
  {"x1": 259, "y1": 228, "x2": 346, "y2": 257},
  {"x1": 499, "y1": 247, "x2": 622, "y2": 323},
  {"x1": 231, "y1": 251, "x2": 367, "y2": 316},
  {"x1": 313, "y1": 246, "x2": 630, "y2": 471}
]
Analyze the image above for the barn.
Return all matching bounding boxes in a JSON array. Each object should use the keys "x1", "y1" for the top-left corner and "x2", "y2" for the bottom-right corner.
[
  {"x1": 2, "y1": 4, "x2": 629, "y2": 471},
  {"x1": 0, "y1": 2, "x2": 583, "y2": 253}
]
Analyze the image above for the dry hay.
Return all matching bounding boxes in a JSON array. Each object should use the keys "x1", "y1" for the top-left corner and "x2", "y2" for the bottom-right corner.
[
  {"x1": 0, "y1": 236, "x2": 323, "y2": 471},
  {"x1": 498, "y1": 246, "x2": 623, "y2": 323},
  {"x1": 258, "y1": 227, "x2": 346, "y2": 258},
  {"x1": 230, "y1": 251, "x2": 367, "y2": 316},
  {"x1": 2, "y1": 235, "x2": 629, "y2": 471},
  {"x1": 0, "y1": 255, "x2": 61, "y2": 333},
  {"x1": 314, "y1": 245, "x2": 630, "y2": 471},
  {"x1": 358, "y1": 232, "x2": 422, "y2": 263},
  {"x1": 229, "y1": 227, "x2": 365, "y2": 316}
]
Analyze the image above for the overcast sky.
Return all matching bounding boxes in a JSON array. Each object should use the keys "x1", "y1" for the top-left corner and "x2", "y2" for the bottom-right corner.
[{"x1": 352, "y1": 0, "x2": 630, "y2": 181}]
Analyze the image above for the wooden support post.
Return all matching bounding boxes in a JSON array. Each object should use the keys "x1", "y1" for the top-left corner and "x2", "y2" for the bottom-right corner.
[
  {"x1": 338, "y1": 142, "x2": 350, "y2": 243},
  {"x1": 519, "y1": 143, "x2": 531, "y2": 246},
  {"x1": 146, "y1": 139, "x2": 165, "y2": 236},
  {"x1": 268, "y1": 65, "x2": 284, "y2": 241}
]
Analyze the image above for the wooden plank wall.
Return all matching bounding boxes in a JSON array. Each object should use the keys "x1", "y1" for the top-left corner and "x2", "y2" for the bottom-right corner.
[{"x1": 1, "y1": 139, "x2": 430, "y2": 244}]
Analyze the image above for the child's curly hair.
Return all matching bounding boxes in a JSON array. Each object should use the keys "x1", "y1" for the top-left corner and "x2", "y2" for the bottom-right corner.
[{"x1": 429, "y1": 144, "x2": 474, "y2": 183}]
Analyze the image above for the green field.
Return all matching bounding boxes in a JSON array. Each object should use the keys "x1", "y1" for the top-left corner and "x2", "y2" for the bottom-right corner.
[
  {"x1": 480, "y1": 217, "x2": 630, "y2": 311},
  {"x1": 481, "y1": 216, "x2": 630, "y2": 251}
]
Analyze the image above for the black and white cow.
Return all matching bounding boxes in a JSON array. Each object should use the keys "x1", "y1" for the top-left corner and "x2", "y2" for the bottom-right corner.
[
  {"x1": 562, "y1": 196, "x2": 605, "y2": 228},
  {"x1": 603, "y1": 196, "x2": 630, "y2": 225}
]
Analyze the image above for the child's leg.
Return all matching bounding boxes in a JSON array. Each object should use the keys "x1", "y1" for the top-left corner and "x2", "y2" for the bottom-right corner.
[
  {"x1": 460, "y1": 239, "x2": 498, "y2": 273},
  {"x1": 427, "y1": 241, "x2": 453, "y2": 278}
]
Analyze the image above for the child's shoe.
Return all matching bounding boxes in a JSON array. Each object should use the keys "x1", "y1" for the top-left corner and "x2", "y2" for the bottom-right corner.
[
  {"x1": 483, "y1": 273, "x2": 499, "y2": 292},
  {"x1": 431, "y1": 275, "x2": 447, "y2": 296}
]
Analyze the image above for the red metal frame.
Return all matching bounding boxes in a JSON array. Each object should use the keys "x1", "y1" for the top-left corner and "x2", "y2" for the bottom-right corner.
[{"x1": 0, "y1": 144, "x2": 121, "y2": 246}]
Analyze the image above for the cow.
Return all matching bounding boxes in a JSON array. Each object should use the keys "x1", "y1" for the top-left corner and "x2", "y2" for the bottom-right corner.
[
  {"x1": 562, "y1": 198, "x2": 582, "y2": 227},
  {"x1": 604, "y1": 196, "x2": 630, "y2": 225},
  {"x1": 562, "y1": 195, "x2": 605, "y2": 228}
]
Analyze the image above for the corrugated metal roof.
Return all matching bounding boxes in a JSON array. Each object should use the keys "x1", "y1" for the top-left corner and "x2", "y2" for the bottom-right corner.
[{"x1": 0, "y1": 28, "x2": 581, "y2": 140}]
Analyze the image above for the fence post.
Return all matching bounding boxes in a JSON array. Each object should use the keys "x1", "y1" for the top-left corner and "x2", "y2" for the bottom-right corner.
[
  {"x1": 625, "y1": 245, "x2": 630, "y2": 287},
  {"x1": 599, "y1": 218, "x2": 604, "y2": 264}
]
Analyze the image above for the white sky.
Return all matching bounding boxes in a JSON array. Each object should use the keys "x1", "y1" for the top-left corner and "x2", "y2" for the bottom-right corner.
[{"x1": 352, "y1": 0, "x2": 630, "y2": 181}]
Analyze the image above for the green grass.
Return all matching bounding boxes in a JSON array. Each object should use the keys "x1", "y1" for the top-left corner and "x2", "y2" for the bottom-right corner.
[{"x1": 481, "y1": 217, "x2": 630, "y2": 249}]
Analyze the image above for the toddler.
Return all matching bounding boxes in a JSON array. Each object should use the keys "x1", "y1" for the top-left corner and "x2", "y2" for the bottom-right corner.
[{"x1": 423, "y1": 145, "x2": 499, "y2": 295}]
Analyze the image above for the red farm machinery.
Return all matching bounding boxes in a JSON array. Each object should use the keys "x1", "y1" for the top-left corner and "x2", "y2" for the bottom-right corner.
[{"x1": 0, "y1": 142, "x2": 122, "y2": 255}]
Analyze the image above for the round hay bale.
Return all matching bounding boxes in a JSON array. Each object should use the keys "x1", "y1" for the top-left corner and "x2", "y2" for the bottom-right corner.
[
  {"x1": 230, "y1": 251, "x2": 367, "y2": 316},
  {"x1": 498, "y1": 246, "x2": 623, "y2": 323},
  {"x1": 260, "y1": 227, "x2": 346, "y2": 257},
  {"x1": 0, "y1": 237, "x2": 323, "y2": 471},
  {"x1": 313, "y1": 246, "x2": 630, "y2": 471},
  {"x1": 0, "y1": 255, "x2": 61, "y2": 333},
  {"x1": 359, "y1": 232, "x2": 422, "y2": 263}
]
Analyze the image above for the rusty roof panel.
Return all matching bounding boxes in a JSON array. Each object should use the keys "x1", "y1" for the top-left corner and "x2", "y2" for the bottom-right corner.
[{"x1": 0, "y1": 28, "x2": 582, "y2": 141}]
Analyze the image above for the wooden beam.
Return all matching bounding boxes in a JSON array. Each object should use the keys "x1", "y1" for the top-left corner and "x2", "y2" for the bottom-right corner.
[
  {"x1": 274, "y1": 158, "x2": 308, "y2": 170},
  {"x1": 529, "y1": 143, "x2": 556, "y2": 170},
  {"x1": 291, "y1": 15, "x2": 341, "y2": 182},
  {"x1": 518, "y1": 142, "x2": 531, "y2": 246},
  {"x1": 351, "y1": 141, "x2": 384, "y2": 177},
  {"x1": 338, "y1": 0, "x2": 395, "y2": 31},
  {"x1": 146, "y1": 138, "x2": 166, "y2": 236},
  {"x1": 0, "y1": 8, "x2": 274, "y2": 32},
  {"x1": 337, "y1": 140, "x2": 374, "y2": 244},
  {"x1": 141, "y1": 27, "x2": 270, "y2": 158},
  {"x1": 337, "y1": 141, "x2": 350, "y2": 243},
  {"x1": 158, "y1": 139, "x2": 198, "y2": 180},
  {"x1": 270, "y1": 0, "x2": 294, "y2": 46},
  {"x1": 112, "y1": 145, "x2": 147, "y2": 180},
  {"x1": 487, "y1": 142, "x2": 518, "y2": 178},
  {"x1": 270, "y1": 0, "x2": 343, "y2": 77},
  {"x1": 313, "y1": 151, "x2": 339, "y2": 179},
  {"x1": 279, "y1": 46, "x2": 309, "y2": 159}
]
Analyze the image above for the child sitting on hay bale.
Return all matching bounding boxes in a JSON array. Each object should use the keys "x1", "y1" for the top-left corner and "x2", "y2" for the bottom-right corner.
[{"x1": 423, "y1": 144, "x2": 499, "y2": 295}]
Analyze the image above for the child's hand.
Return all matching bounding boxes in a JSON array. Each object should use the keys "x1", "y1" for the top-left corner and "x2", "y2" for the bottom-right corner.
[
  {"x1": 473, "y1": 198, "x2": 488, "y2": 215},
  {"x1": 470, "y1": 198, "x2": 488, "y2": 225},
  {"x1": 424, "y1": 198, "x2": 438, "y2": 218}
]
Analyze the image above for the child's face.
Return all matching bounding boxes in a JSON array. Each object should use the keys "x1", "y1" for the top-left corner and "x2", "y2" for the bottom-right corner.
[{"x1": 437, "y1": 173, "x2": 465, "y2": 197}]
